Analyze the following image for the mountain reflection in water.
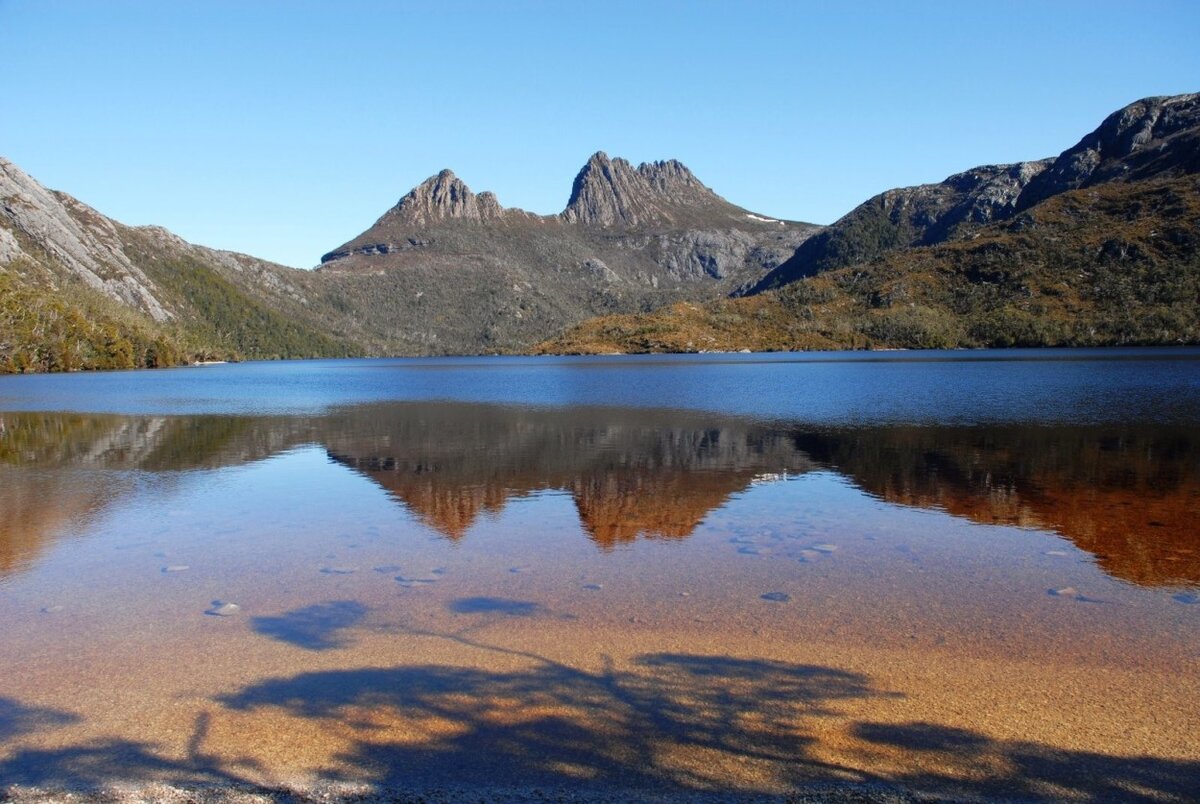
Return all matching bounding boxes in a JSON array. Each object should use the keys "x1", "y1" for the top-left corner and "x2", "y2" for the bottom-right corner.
[{"x1": 1, "y1": 404, "x2": 1196, "y2": 587}]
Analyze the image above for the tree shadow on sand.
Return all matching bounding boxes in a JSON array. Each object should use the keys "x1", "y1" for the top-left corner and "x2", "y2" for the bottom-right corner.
[
  {"x1": 214, "y1": 645, "x2": 1200, "y2": 800},
  {"x1": 250, "y1": 600, "x2": 368, "y2": 651},
  {"x1": 218, "y1": 652, "x2": 875, "y2": 794},
  {"x1": 850, "y1": 721, "x2": 1200, "y2": 802},
  {"x1": 2, "y1": 660, "x2": 1198, "y2": 799},
  {"x1": 0, "y1": 697, "x2": 79, "y2": 741}
]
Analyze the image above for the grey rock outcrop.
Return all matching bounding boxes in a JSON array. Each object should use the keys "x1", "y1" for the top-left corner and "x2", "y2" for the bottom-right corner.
[
  {"x1": 561, "y1": 152, "x2": 723, "y2": 227},
  {"x1": 1016, "y1": 93, "x2": 1200, "y2": 211},
  {"x1": 1, "y1": 157, "x2": 173, "y2": 321},
  {"x1": 385, "y1": 169, "x2": 508, "y2": 226}
]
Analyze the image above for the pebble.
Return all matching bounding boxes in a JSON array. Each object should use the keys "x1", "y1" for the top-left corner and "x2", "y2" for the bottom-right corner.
[
  {"x1": 811, "y1": 543, "x2": 839, "y2": 553},
  {"x1": 679, "y1": 591, "x2": 690, "y2": 597},
  {"x1": 760, "y1": 592, "x2": 791, "y2": 603},
  {"x1": 1043, "y1": 550, "x2": 1068, "y2": 557},
  {"x1": 206, "y1": 601, "x2": 240, "y2": 617},
  {"x1": 395, "y1": 575, "x2": 439, "y2": 587},
  {"x1": 509, "y1": 565, "x2": 531, "y2": 574},
  {"x1": 40, "y1": 605, "x2": 63, "y2": 614},
  {"x1": 162, "y1": 565, "x2": 190, "y2": 573},
  {"x1": 582, "y1": 583, "x2": 603, "y2": 591},
  {"x1": 320, "y1": 567, "x2": 357, "y2": 575},
  {"x1": 1048, "y1": 586, "x2": 1079, "y2": 598}
]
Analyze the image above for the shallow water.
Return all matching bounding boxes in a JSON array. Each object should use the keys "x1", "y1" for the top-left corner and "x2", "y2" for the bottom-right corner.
[{"x1": 0, "y1": 350, "x2": 1197, "y2": 799}]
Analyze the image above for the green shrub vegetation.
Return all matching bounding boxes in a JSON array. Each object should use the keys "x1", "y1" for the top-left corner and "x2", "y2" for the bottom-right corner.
[{"x1": 538, "y1": 177, "x2": 1200, "y2": 354}]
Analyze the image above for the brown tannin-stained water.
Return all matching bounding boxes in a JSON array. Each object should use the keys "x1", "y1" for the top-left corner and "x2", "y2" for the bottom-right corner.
[{"x1": 0, "y1": 350, "x2": 1198, "y2": 801}]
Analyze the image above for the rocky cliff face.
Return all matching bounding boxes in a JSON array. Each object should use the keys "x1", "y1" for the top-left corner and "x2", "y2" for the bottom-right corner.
[
  {"x1": 1016, "y1": 93, "x2": 1200, "y2": 210},
  {"x1": 560, "y1": 152, "x2": 727, "y2": 227},
  {"x1": 1, "y1": 160, "x2": 362, "y2": 370},
  {"x1": 1, "y1": 158, "x2": 173, "y2": 321},
  {"x1": 387, "y1": 169, "x2": 508, "y2": 226}
]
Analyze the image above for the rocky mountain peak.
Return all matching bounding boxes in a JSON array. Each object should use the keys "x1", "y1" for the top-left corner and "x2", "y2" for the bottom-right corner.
[
  {"x1": 386, "y1": 168, "x2": 506, "y2": 226},
  {"x1": 1016, "y1": 93, "x2": 1200, "y2": 210},
  {"x1": 561, "y1": 152, "x2": 721, "y2": 227}
]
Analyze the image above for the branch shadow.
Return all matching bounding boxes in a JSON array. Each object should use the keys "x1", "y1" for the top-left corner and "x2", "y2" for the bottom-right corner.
[
  {"x1": 217, "y1": 653, "x2": 877, "y2": 794},
  {"x1": 0, "y1": 697, "x2": 79, "y2": 741},
  {"x1": 0, "y1": 739, "x2": 238, "y2": 790},
  {"x1": 447, "y1": 596, "x2": 545, "y2": 616},
  {"x1": 2, "y1": 662, "x2": 1197, "y2": 799},
  {"x1": 851, "y1": 721, "x2": 1200, "y2": 802},
  {"x1": 249, "y1": 600, "x2": 368, "y2": 651}
]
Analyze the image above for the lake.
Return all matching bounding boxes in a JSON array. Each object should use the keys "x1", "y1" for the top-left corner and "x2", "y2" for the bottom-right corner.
[{"x1": 1, "y1": 349, "x2": 1198, "y2": 800}]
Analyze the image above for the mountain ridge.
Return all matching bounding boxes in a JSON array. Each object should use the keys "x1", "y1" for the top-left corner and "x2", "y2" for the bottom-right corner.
[
  {"x1": 751, "y1": 92, "x2": 1200, "y2": 292},
  {"x1": 3, "y1": 92, "x2": 1199, "y2": 372}
]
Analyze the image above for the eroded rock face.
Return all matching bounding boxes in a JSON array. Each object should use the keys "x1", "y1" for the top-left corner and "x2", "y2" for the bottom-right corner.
[
  {"x1": 1016, "y1": 93, "x2": 1200, "y2": 210},
  {"x1": 0, "y1": 158, "x2": 173, "y2": 321},
  {"x1": 0, "y1": 225, "x2": 23, "y2": 264},
  {"x1": 561, "y1": 152, "x2": 722, "y2": 227},
  {"x1": 385, "y1": 169, "x2": 509, "y2": 227}
]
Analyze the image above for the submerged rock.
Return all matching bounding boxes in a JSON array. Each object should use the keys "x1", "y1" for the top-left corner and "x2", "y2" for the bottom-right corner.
[{"x1": 206, "y1": 600, "x2": 241, "y2": 616}]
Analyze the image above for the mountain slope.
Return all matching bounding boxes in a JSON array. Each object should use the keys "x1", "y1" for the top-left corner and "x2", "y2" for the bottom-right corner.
[
  {"x1": 1, "y1": 157, "x2": 363, "y2": 371},
  {"x1": 751, "y1": 93, "x2": 1199, "y2": 293},
  {"x1": 315, "y1": 152, "x2": 820, "y2": 354},
  {"x1": 537, "y1": 175, "x2": 1200, "y2": 353},
  {"x1": 541, "y1": 93, "x2": 1200, "y2": 353}
]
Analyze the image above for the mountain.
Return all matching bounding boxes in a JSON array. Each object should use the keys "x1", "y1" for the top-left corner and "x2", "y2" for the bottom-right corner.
[
  {"x1": 747, "y1": 160, "x2": 1051, "y2": 292},
  {"x1": 0, "y1": 157, "x2": 367, "y2": 371},
  {"x1": 540, "y1": 93, "x2": 1200, "y2": 353},
  {"x1": 750, "y1": 93, "x2": 1199, "y2": 293},
  {"x1": 314, "y1": 152, "x2": 819, "y2": 353},
  {"x1": 3, "y1": 151, "x2": 813, "y2": 371},
  {"x1": 4, "y1": 93, "x2": 1199, "y2": 371}
]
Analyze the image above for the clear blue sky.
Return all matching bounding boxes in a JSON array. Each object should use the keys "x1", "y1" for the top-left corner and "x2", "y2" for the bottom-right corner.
[{"x1": 3, "y1": 0, "x2": 1197, "y2": 268}]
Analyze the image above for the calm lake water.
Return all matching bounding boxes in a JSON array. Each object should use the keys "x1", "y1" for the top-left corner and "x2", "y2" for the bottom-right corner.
[{"x1": 0, "y1": 349, "x2": 1197, "y2": 800}]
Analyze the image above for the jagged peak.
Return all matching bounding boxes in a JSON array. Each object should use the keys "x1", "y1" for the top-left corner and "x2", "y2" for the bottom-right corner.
[
  {"x1": 562, "y1": 152, "x2": 720, "y2": 227},
  {"x1": 387, "y1": 168, "x2": 506, "y2": 225}
]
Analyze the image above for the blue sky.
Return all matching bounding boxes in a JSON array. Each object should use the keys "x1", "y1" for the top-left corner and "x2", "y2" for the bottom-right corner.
[{"x1": 3, "y1": 0, "x2": 1197, "y2": 268}]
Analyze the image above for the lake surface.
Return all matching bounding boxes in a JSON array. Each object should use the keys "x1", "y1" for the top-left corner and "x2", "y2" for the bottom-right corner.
[{"x1": 1, "y1": 350, "x2": 1198, "y2": 800}]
